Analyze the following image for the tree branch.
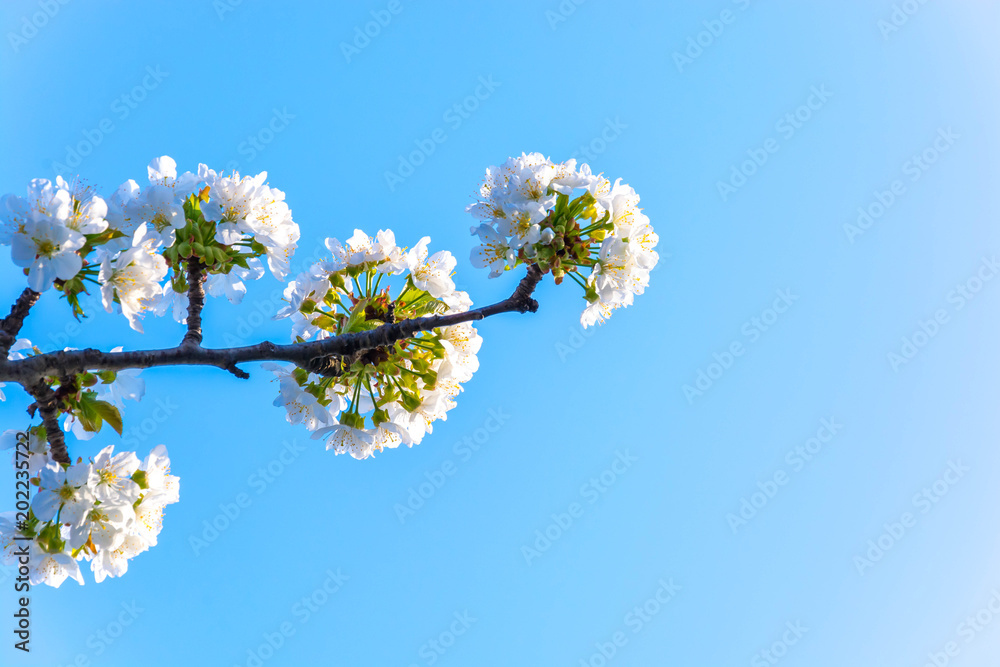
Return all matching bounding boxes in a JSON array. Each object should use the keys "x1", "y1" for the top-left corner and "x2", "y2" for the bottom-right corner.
[
  {"x1": 28, "y1": 382, "x2": 70, "y2": 465},
  {"x1": 181, "y1": 259, "x2": 206, "y2": 348},
  {"x1": 0, "y1": 265, "x2": 545, "y2": 384},
  {"x1": 0, "y1": 287, "x2": 40, "y2": 357}
]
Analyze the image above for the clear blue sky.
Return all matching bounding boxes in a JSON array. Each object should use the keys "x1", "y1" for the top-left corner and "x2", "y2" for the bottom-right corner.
[{"x1": 3, "y1": 1, "x2": 1000, "y2": 665}]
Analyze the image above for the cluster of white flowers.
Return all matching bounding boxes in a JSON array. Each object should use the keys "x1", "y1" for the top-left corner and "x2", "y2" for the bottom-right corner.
[
  {"x1": 468, "y1": 152, "x2": 658, "y2": 327},
  {"x1": 111, "y1": 156, "x2": 300, "y2": 328},
  {"x1": 199, "y1": 167, "x2": 299, "y2": 281},
  {"x1": 271, "y1": 229, "x2": 481, "y2": 459},
  {"x1": 97, "y1": 224, "x2": 169, "y2": 332},
  {"x1": 0, "y1": 157, "x2": 299, "y2": 330},
  {"x1": 0, "y1": 440, "x2": 179, "y2": 587},
  {"x1": 0, "y1": 176, "x2": 106, "y2": 292}
]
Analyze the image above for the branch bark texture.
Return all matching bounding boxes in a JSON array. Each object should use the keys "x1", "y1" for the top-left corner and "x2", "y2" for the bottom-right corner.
[
  {"x1": 28, "y1": 383, "x2": 71, "y2": 465},
  {"x1": 0, "y1": 265, "x2": 544, "y2": 386},
  {"x1": 181, "y1": 259, "x2": 206, "y2": 348},
  {"x1": 0, "y1": 287, "x2": 40, "y2": 357}
]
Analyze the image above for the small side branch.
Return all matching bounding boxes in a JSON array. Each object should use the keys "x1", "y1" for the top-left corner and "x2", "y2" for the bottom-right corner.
[
  {"x1": 488, "y1": 263, "x2": 543, "y2": 316},
  {"x1": 225, "y1": 363, "x2": 250, "y2": 379},
  {"x1": 0, "y1": 288, "x2": 40, "y2": 357},
  {"x1": 28, "y1": 383, "x2": 70, "y2": 465},
  {"x1": 182, "y1": 259, "x2": 206, "y2": 348}
]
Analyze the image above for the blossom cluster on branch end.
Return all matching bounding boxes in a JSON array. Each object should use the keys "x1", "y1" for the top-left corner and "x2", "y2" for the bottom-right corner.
[{"x1": 468, "y1": 152, "x2": 658, "y2": 327}]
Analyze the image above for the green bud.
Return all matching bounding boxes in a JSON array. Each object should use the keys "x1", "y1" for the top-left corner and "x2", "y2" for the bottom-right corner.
[
  {"x1": 342, "y1": 412, "x2": 365, "y2": 429},
  {"x1": 372, "y1": 408, "x2": 389, "y2": 426},
  {"x1": 313, "y1": 314, "x2": 337, "y2": 330},
  {"x1": 420, "y1": 370, "x2": 438, "y2": 390},
  {"x1": 400, "y1": 391, "x2": 422, "y2": 412},
  {"x1": 131, "y1": 469, "x2": 149, "y2": 490},
  {"x1": 37, "y1": 523, "x2": 65, "y2": 554}
]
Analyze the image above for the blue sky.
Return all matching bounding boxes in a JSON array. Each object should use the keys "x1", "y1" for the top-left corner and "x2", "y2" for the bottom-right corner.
[{"x1": 3, "y1": 1, "x2": 1000, "y2": 665}]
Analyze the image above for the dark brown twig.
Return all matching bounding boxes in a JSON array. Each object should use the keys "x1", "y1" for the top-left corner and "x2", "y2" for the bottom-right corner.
[
  {"x1": 0, "y1": 265, "x2": 545, "y2": 385},
  {"x1": 27, "y1": 382, "x2": 70, "y2": 465},
  {"x1": 0, "y1": 287, "x2": 40, "y2": 357},
  {"x1": 181, "y1": 259, "x2": 206, "y2": 348}
]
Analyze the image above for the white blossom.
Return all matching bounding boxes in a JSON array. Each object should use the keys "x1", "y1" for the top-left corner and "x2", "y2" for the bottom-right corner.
[
  {"x1": 68, "y1": 501, "x2": 134, "y2": 551},
  {"x1": 99, "y1": 224, "x2": 169, "y2": 332},
  {"x1": 91, "y1": 445, "x2": 142, "y2": 504},
  {"x1": 10, "y1": 218, "x2": 85, "y2": 291},
  {"x1": 470, "y1": 224, "x2": 512, "y2": 278},
  {"x1": 262, "y1": 363, "x2": 337, "y2": 431},
  {"x1": 29, "y1": 550, "x2": 85, "y2": 587},
  {"x1": 406, "y1": 237, "x2": 456, "y2": 298},
  {"x1": 32, "y1": 462, "x2": 97, "y2": 525}
]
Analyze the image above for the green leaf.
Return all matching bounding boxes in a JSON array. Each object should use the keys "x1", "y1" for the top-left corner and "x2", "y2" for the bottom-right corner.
[
  {"x1": 395, "y1": 286, "x2": 446, "y2": 318},
  {"x1": 92, "y1": 400, "x2": 123, "y2": 436},
  {"x1": 343, "y1": 298, "x2": 370, "y2": 333},
  {"x1": 74, "y1": 392, "x2": 103, "y2": 433}
]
